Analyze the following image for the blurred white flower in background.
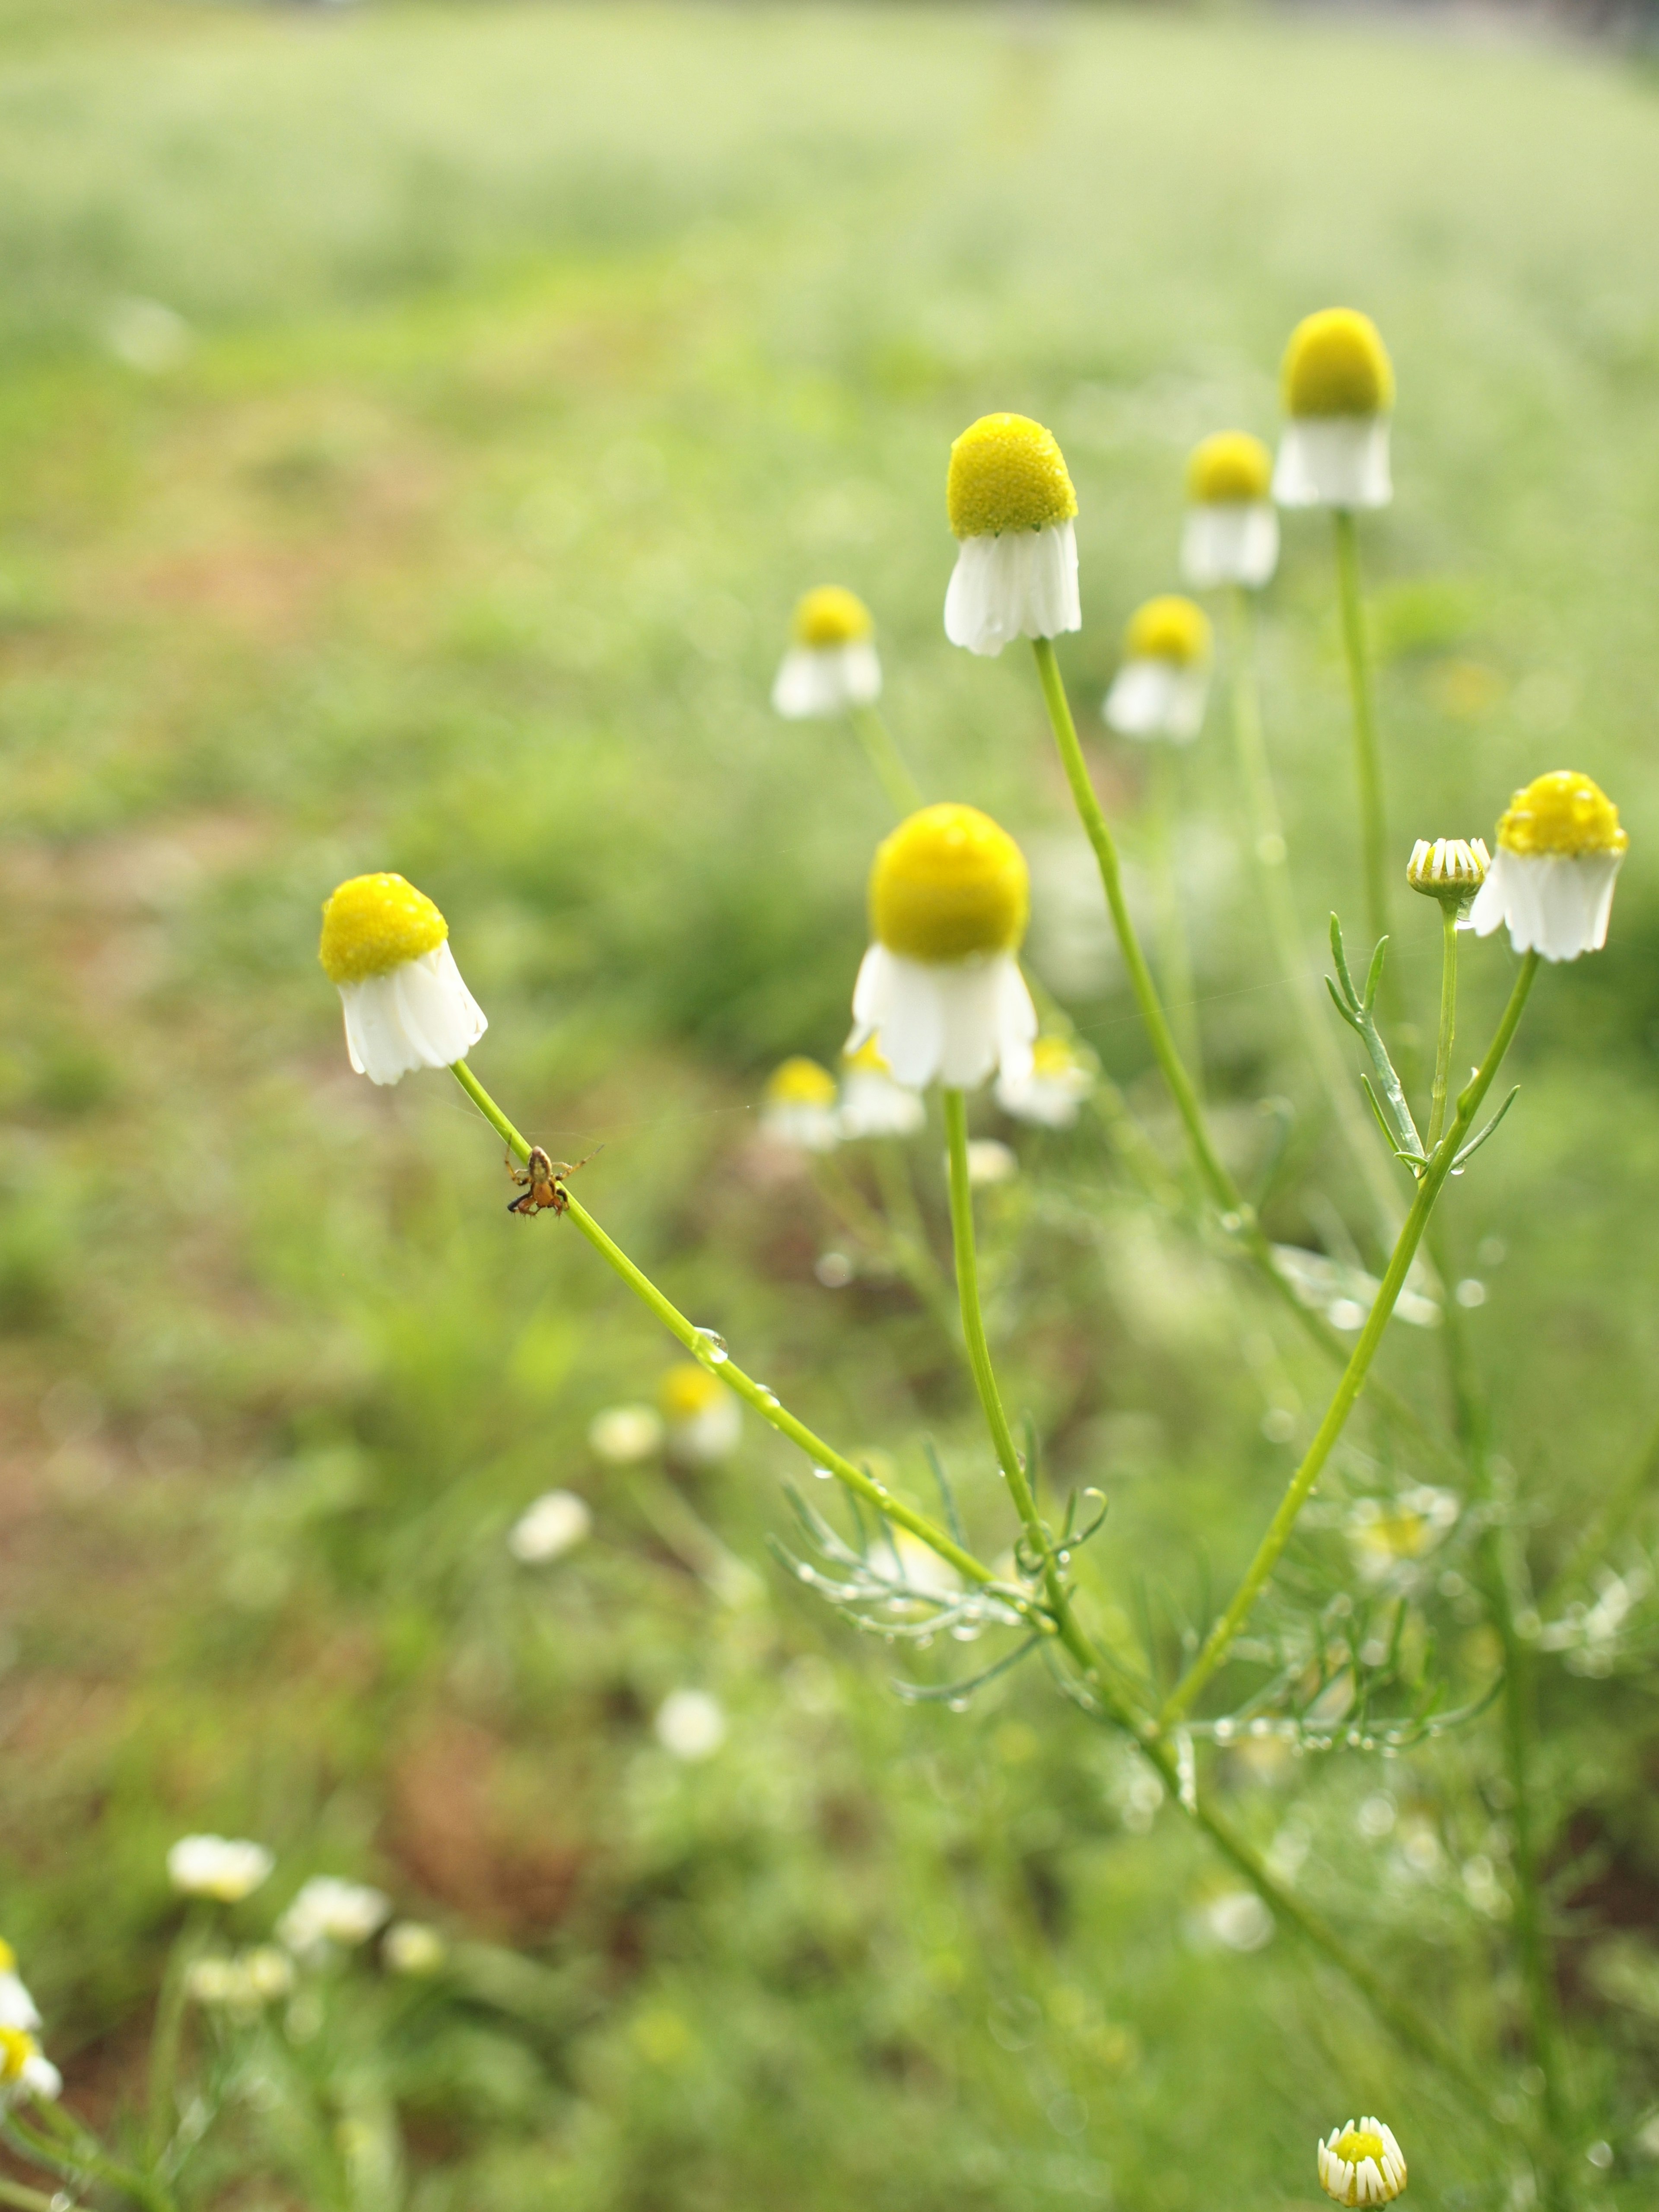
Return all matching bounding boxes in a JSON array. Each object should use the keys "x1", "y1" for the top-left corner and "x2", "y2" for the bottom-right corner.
[
  {"x1": 508, "y1": 1489, "x2": 593, "y2": 1564},
  {"x1": 186, "y1": 1947, "x2": 294, "y2": 2013},
  {"x1": 771, "y1": 585, "x2": 882, "y2": 718},
  {"x1": 1102, "y1": 595, "x2": 1212, "y2": 744},
  {"x1": 964, "y1": 1138, "x2": 1018, "y2": 1187},
  {"x1": 167, "y1": 1834, "x2": 275, "y2": 1902},
  {"x1": 0, "y1": 1942, "x2": 41, "y2": 2032},
  {"x1": 278, "y1": 1877, "x2": 391, "y2": 1958},
  {"x1": 105, "y1": 295, "x2": 192, "y2": 375},
  {"x1": 383, "y1": 1922, "x2": 446, "y2": 1977},
  {"x1": 760, "y1": 1057, "x2": 842, "y2": 1152},
  {"x1": 587, "y1": 1404, "x2": 664, "y2": 1464},
  {"x1": 1180, "y1": 431, "x2": 1278, "y2": 590},
  {"x1": 996, "y1": 1033, "x2": 1095, "y2": 1128},
  {"x1": 655, "y1": 1689, "x2": 727, "y2": 1761},
  {"x1": 659, "y1": 1363, "x2": 741, "y2": 1466},
  {"x1": 1204, "y1": 1890, "x2": 1274, "y2": 1952},
  {"x1": 0, "y1": 2025, "x2": 60, "y2": 2109},
  {"x1": 838, "y1": 1039, "x2": 925, "y2": 1139}
]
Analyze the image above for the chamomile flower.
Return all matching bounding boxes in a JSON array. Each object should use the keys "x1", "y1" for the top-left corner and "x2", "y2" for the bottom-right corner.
[
  {"x1": 167, "y1": 1835, "x2": 275, "y2": 1903},
  {"x1": 838, "y1": 1039, "x2": 926, "y2": 1139},
  {"x1": 186, "y1": 1947, "x2": 293, "y2": 2014},
  {"x1": 383, "y1": 1923, "x2": 446, "y2": 1977},
  {"x1": 655, "y1": 1689, "x2": 727, "y2": 1761},
  {"x1": 772, "y1": 587, "x2": 882, "y2": 718},
  {"x1": 1274, "y1": 310, "x2": 1395, "y2": 511},
  {"x1": 277, "y1": 1876, "x2": 391, "y2": 1959},
  {"x1": 1468, "y1": 771, "x2": 1627, "y2": 961},
  {"x1": 318, "y1": 873, "x2": 486, "y2": 1087},
  {"x1": 944, "y1": 413, "x2": 1081, "y2": 656},
  {"x1": 849, "y1": 805, "x2": 1037, "y2": 1093},
  {"x1": 0, "y1": 1943, "x2": 40, "y2": 2034},
  {"x1": 995, "y1": 1032, "x2": 1096, "y2": 1127},
  {"x1": 508, "y1": 1489, "x2": 592, "y2": 1564},
  {"x1": 1103, "y1": 596, "x2": 1213, "y2": 743},
  {"x1": 660, "y1": 1363, "x2": 742, "y2": 1465},
  {"x1": 0, "y1": 2027, "x2": 60, "y2": 2109},
  {"x1": 1406, "y1": 837, "x2": 1489, "y2": 914},
  {"x1": 587, "y1": 1404, "x2": 665, "y2": 1463},
  {"x1": 761, "y1": 1058, "x2": 842, "y2": 1152},
  {"x1": 1181, "y1": 432, "x2": 1279, "y2": 589},
  {"x1": 1317, "y1": 2117, "x2": 1408, "y2": 2206}
]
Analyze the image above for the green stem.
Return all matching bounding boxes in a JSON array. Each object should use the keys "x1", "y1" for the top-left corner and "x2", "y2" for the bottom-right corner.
[
  {"x1": 1550, "y1": 1408, "x2": 1659, "y2": 1599},
  {"x1": 1147, "y1": 744, "x2": 1204, "y2": 1097},
  {"x1": 449, "y1": 1060, "x2": 998, "y2": 1599},
  {"x1": 1033, "y1": 635, "x2": 1441, "y2": 1457},
  {"x1": 1224, "y1": 587, "x2": 1402, "y2": 1238},
  {"x1": 813, "y1": 1150, "x2": 959, "y2": 1344},
  {"x1": 1436, "y1": 1236, "x2": 1570, "y2": 2206},
  {"x1": 1426, "y1": 905, "x2": 1459, "y2": 1155},
  {"x1": 146, "y1": 1905, "x2": 207, "y2": 2163},
  {"x1": 1161, "y1": 950, "x2": 1541, "y2": 1725},
  {"x1": 1332, "y1": 509, "x2": 1389, "y2": 953},
  {"x1": 848, "y1": 702, "x2": 923, "y2": 816},
  {"x1": 0, "y1": 2176, "x2": 67, "y2": 2212}
]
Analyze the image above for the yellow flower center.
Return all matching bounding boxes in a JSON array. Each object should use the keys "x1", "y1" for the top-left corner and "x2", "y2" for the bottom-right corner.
[
  {"x1": 1030, "y1": 1035, "x2": 1084, "y2": 1079},
  {"x1": 792, "y1": 585, "x2": 873, "y2": 649},
  {"x1": 870, "y1": 804, "x2": 1030, "y2": 963},
  {"x1": 1334, "y1": 2129, "x2": 1387, "y2": 2168},
  {"x1": 0, "y1": 1941, "x2": 15, "y2": 1975},
  {"x1": 765, "y1": 1056, "x2": 837, "y2": 1108},
  {"x1": 947, "y1": 414, "x2": 1077, "y2": 539},
  {"x1": 659, "y1": 1363, "x2": 726, "y2": 1420},
  {"x1": 1187, "y1": 430, "x2": 1272, "y2": 504},
  {"x1": 319, "y1": 874, "x2": 448, "y2": 985},
  {"x1": 1496, "y1": 770, "x2": 1627, "y2": 858},
  {"x1": 1124, "y1": 595, "x2": 1212, "y2": 668},
  {"x1": 845, "y1": 1039, "x2": 895, "y2": 1076},
  {"x1": 0, "y1": 2027, "x2": 35, "y2": 2084},
  {"x1": 1282, "y1": 309, "x2": 1395, "y2": 418}
]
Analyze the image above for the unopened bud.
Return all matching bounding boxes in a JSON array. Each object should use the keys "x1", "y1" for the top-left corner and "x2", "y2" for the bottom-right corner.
[{"x1": 1406, "y1": 837, "x2": 1489, "y2": 909}]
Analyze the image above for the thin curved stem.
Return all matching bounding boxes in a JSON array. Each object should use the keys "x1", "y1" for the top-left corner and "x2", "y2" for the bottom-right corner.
[
  {"x1": 1332, "y1": 509, "x2": 1389, "y2": 953},
  {"x1": 1161, "y1": 950, "x2": 1541, "y2": 1725},
  {"x1": 1147, "y1": 744, "x2": 1204, "y2": 1097},
  {"x1": 1426, "y1": 904, "x2": 1459, "y2": 1156},
  {"x1": 848, "y1": 702, "x2": 923, "y2": 816}
]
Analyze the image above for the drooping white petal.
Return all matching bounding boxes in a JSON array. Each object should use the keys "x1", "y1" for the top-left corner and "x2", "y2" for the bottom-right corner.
[
  {"x1": 1273, "y1": 417, "x2": 1392, "y2": 509},
  {"x1": 0, "y1": 1975, "x2": 40, "y2": 2033},
  {"x1": 20, "y1": 2054, "x2": 60, "y2": 2103},
  {"x1": 849, "y1": 946, "x2": 1034, "y2": 1091},
  {"x1": 338, "y1": 942, "x2": 487, "y2": 1086},
  {"x1": 1470, "y1": 847, "x2": 1624, "y2": 961},
  {"x1": 1180, "y1": 499, "x2": 1280, "y2": 589},
  {"x1": 944, "y1": 521, "x2": 1081, "y2": 657},
  {"x1": 1103, "y1": 658, "x2": 1209, "y2": 743},
  {"x1": 763, "y1": 1099, "x2": 842, "y2": 1151},
  {"x1": 771, "y1": 641, "x2": 882, "y2": 719}
]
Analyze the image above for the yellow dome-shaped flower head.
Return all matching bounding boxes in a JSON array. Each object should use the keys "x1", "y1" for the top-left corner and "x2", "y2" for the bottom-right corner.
[
  {"x1": 1317, "y1": 2117, "x2": 1407, "y2": 2207},
  {"x1": 1187, "y1": 431, "x2": 1274, "y2": 505},
  {"x1": 1470, "y1": 772, "x2": 1628, "y2": 963},
  {"x1": 869, "y1": 804, "x2": 1030, "y2": 963},
  {"x1": 1123, "y1": 595, "x2": 1212, "y2": 669},
  {"x1": 1282, "y1": 310, "x2": 1395, "y2": 419},
  {"x1": 318, "y1": 873, "x2": 486, "y2": 1085},
  {"x1": 319, "y1": 873, "x2": 448, "y2": 985},
  {"x1": 947, "y1": 414, "x2": 1077, "y2": 539},
  {"x1": 791, "y1": 586, "x2": 874, "y2": 648},
  {"x1": 765, "y1": 1057, "x2": 838, "y2": 1107},
  {"x1": 0, "y1": 2028, "x2": 33, "y2": 2085}
]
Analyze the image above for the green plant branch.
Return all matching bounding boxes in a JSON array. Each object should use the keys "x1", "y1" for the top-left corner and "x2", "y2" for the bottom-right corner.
[
  {"x1": 1161, "y1": 950, "x2": 1541, "y2": 1725},
  {"x1": 812, "y1": 1150, "x2": 959, "y2": 1343},
  {"x1": 0, "y1": 2172, "x2": 68, "y2": 2212},
  {"x1": 450, "y1": 1060, "x2": 998, "y2": 1598},
  {"x1": 1426, "y1": 904, "x2": 1459, "y2": 1155},
  {"x1": 848, "y1": 702, "x2": 923, "y2": 815},
  {"x1": 1332, "y1": 510, "x2": 1389, "y2": 954}
]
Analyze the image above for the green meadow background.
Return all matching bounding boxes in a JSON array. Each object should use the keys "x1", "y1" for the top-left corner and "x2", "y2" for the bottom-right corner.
[{"x1": 1, "y1": 2, "x2": 1657, "y2": 2206}]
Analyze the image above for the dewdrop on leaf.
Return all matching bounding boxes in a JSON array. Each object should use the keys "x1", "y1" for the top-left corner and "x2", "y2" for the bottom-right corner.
[
  {"x1": 772, "y1": 587, "x2": 883, "y2": 719},
  {"x1": 1317, "y1": 2117, "x2": 1408, "y2": 2207},
  {"x1": 1182, "y1": 432, "x2": 1279, "y2": 589},
  {"x1": 318, "y1": 873, "x2": 486, "y2": 1086},
  {"x1": 838, "y1": 1038, "x2": 926, "y2": 1139},
  {"x1": 1103, "y1": 596, "x2": 1213, "y2": 743},
  {"x1": 1468, "y1": 771, "x2": 1627, "y2": 961},
  {"x1": 944, "y1": 414, "x2": 1081, "y2": 656},
  {"x1": 848, "y1": 804, "x2": 1037, "y2": 1092},
  {"x1": 1274, "y1": 310, "x2": 1395, "y2": 511},
  {"x1": 761, "y1": 1057, "x2": 842, "y2": 1152}
]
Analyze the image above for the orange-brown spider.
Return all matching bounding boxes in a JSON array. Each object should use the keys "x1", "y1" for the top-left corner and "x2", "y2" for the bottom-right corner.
[{"x1": 505, "y1": 1144, "x2": 602, "y2": 1217}]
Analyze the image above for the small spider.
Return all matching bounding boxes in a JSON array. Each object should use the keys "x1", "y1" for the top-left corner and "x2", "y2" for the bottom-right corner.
[{"x1": 505, "y1": 1144, "x2": 602, "y2": 1218}]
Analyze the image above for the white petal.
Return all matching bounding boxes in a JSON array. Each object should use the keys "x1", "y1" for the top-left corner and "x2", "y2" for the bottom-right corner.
[
  {"x1": 21, "y1": 2054, "x2": 60, "y2": 2102},
  {"x1": 1180, "y1": 501, "x2": 1280, "y2": 589},
  {"x1": 839, "y1": 1069, "x2": 925, "y2": 1138},
  {"x1": 0, "y1": 1975, "x2": 40, "y2": 2033},
  {"x1": 944, "y1": 522, "x2": 1080, "y2": 656},
  {"x1": 337, "y1": 944, "x2": 485, "y2": 1086},
  {"x1": 993, "y1": 955, "x2": 1037, "y2": 1084},
  {"x1": 839, "y1": 639, "x2": 883, "y2": 705},
  {"x1": 771, "y1": 642, "x2": 882, "y2": 718},
  {"x1": 1103, "y1": 658, "x2": 1208, "y2": 742},
  {"x1": 1273, "y1": 417, "x2": 1392, "y2": 509},
  {"x1": 1471, "y1": 848, "x2": 1623, "y2": 961}
]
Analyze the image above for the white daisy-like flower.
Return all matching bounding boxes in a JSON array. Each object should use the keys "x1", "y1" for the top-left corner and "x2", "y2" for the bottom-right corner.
[
  {"x1": 761, "y1": 1057, "x2": 842, "y2": 1152},
  {"x1": 1469, "y1": 770, "x2": 1628, "y2": 962},
  {"x1": 0, "y1": 2026, "x2": 60, "y2": 2109},
  {"x1": 943, "y1": 413, "x2": 1081, "y2": 656},
  {"x1": 186, "y1": 1946, "x2": 294, "y2": 2013},
  {"x1": 655, "y1": 1689, "x2": 727, "y2": 1762},
  {"x1": 318, "y1": 872, "x2": 487, "y2": 1086},
  {"x1": 0, "y1": 1942, "x2": 41, "y2": 2034},
  {"x1": 276, "y1": 1876, "x2": 391, "y2": 1958},
  {"x1": 1102, "y1": 595, "x2": 1213, "y2": 744},
  {"x1": 1406, "y1": 836, "x2": 1490, "y2": 923},
  {"x1": 772, "y1": 586, "x2": 882, "y2": 718},
  {"x1": 659, "y1": 1362, "x2": 741, "y2": 1466},
  {"x1": 508, "y1": 1489, "x2": 592, "y2": 1564},
  {"x1": 837, "y1": 1039, "x2": 925, "y2": 1139},
  {"x1": 167, "y1": 1835, "x2": 275, "y2": 1903},
  {"x1": 587, "y1": 1404, "x2": 664, "y2": 1464},
  {"x1": 849, "y1": 804, "x2": 1037, "y2": 1093},
  {"x1": 1317, "y1": 2117, "x2": 1408, "y2": 2206},
  {"x1": 995, "y1": 1033, "x2": 1096, "y2": 1127},
  {"x1": 383, "y1": 1922, "x2": 446, "y2": 1977},
  {"x1": 1181, "y1": 431, "x2": 1279, "y2": 589},
  {"x1": 1273, "y1": 309, "x2": 1395, "y2": 511}
]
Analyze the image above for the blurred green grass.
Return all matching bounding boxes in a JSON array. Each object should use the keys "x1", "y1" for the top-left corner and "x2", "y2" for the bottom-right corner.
[{"x1": 1, "y1": 3, "x2": 1658, "y2": 2207}]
